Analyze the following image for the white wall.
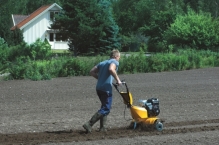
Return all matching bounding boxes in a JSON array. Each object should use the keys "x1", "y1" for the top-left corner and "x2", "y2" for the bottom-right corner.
[
  {"x1": 49, "y1": 41, "x2": 69, "y2": 50},
  {"x1": 22, "y1": 12, "x2": 49, "y2": 44},
  {"x1": 21, "y1": 8, "x2": 68, "y2": 50}
]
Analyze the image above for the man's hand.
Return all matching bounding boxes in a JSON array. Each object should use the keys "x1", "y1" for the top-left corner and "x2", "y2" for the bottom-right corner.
[{"x1": 117, "y1": 80, "x2": 122, "y2": 86}]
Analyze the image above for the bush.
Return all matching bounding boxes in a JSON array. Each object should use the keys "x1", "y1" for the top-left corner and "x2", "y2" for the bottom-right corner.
[
  {"x1": 5, "y1": 49, "x2": 219, "y2": 81},
  {"x1": 8, "y1": 42, "x2": 31, "y2": 62},
  {"x1": 29, "y1": 38, "x2": 52, "y2": 60},
  {"x1": 7, "y1": 57, "x2": 53, "y2": 81},
  {"x1": 164, "y1": 9, "x2": 219, "y2": 50},
  {"x1": 8, "y1": 39, "x2": 52, "y2": 62},
  {"x1": 6, "y1": 55, "x2": 104, "y2": 80},
  {"x1": 0, "y1": 37, "x2": 9, "y2": 71},
  {"x1": 7, "y1": 56, "x2": 30, "y2": 80},
  {"x1": 177, "y1": 49, "x2": 219, "y2": 68},
  {"x1": 59, "y1": 57, "x2": 94, "y2": 77},
  {"x1": 120, "y1": 34, "x2": 148, "y2": 52},
  {"x1": 119, "y1": 50, "x2": 148, "y2": 74}
]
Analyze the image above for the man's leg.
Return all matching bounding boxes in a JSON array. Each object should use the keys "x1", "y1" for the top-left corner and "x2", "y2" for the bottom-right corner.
[
  {"x1": 97, "y1": 90, "x2": 112, "y2": 132},
  {"x1": 83, "y1": 112, "x2": 102, "y2": 133},
  {"x1": 99, "y1": 115, "x2": 107, "y2": 132}
]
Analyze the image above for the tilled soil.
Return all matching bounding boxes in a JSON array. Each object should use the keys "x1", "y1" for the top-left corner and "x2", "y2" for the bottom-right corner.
[{"x1": 0, "y1": 67, "x2": 219, "y2": 145}]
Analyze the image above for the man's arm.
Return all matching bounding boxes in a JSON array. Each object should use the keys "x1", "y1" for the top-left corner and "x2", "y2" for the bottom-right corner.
[
  {"x1": 90, "y1": 66, "x2": 98, "y2": 79},
  {"x1": 109, "y1": 63, "x2": 121, "y2": 85}
]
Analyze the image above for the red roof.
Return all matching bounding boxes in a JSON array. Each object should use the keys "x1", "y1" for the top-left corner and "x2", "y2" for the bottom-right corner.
[{"x1": 11, "y1": 4, "x2": 53, "y2": 30}]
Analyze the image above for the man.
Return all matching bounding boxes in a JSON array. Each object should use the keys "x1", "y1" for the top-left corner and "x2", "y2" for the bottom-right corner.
[{"x1": 83, "y1": 49, "x2": 122, "y2": 133}]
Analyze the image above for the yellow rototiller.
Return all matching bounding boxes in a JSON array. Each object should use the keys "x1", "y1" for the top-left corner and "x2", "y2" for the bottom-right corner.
[{"x1": 113, "y1": 81, "x2": 163, "y2": 131}]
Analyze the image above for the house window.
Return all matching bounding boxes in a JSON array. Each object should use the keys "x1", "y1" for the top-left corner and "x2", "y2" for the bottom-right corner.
[
  {"x1": 49, "y1": 33, "x2": 54, "y2": 41},
  {"x1": 49, "y1": 33, "x2": 64, "y2": 42},
  {"x1": 50, "y1": 11, "x2": 59, "y2": 21},
  {"x1": 55, "y1": 33, "x2": 63, "y2": 41}
]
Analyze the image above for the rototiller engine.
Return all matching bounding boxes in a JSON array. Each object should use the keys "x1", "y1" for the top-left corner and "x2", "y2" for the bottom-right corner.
[{"x1": 113, "y1": 81, "x2": 163, "y2": 131}]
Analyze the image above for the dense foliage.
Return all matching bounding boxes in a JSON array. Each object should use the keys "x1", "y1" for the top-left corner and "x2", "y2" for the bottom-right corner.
[
  {"x1": 0, "y1": 38, "x2": 9, "y2": 71},
  {"x1": 1, "y1": 0, "x2": 219, "y2": 52},
  {"x1": 164, "y1": 9, "x2": 219, "y2": 51},
  {"x1": 113, "y1": 0, "x2": 219, "y2": 52},
  {"x1": 50, "y1": 0, "x2": 120, "y2": 56},
  {"x1": 2, "y1": 49, "x2": 219, "y2": 81}
]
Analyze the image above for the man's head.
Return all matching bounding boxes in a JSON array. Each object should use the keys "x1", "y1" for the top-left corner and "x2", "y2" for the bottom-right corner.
[{"x1": 110, "y1": 49, "x2": 120, "y2": 61}]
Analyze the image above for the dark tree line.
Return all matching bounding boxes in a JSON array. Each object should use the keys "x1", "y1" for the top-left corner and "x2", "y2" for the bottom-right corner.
[
  {"x1": 112, "y1": 0, "x2": 219, "y2": 52},
  {"x1": 1, "y1": 0, "x2": 219, "y2": 54}
]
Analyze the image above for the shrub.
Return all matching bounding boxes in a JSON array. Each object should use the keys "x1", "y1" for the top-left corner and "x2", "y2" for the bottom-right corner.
[
  {"x1": 164, "y1": 9, "x2": 219, "y2": 50},
  {"x1": 60, "y1": 58, "x2": 92, "y2": 77},
  {"x1": 5, "y1": 49, "x2": 219, "y2": 81},
  {"x1": 147, "y1": 54, "x2": 165, "y2": 72},
  {"x1": 0, "y1": 37, "x2": 9, "y2": 71},
  {"x1": 119, "y1": 50, "x2": 148, "y2": 74},
  {"x1": 8, "y1": 39, "x2": 52, "y2": 62},
  {"x1": 7, "y1": 56, "x2": 30, "y2": 80},
  {"x1": 29, "y1": 38, "x2": 52, "y2": 60},
  {"x1": 8, "y1": 42, "x2": 31, "y2": 62}
]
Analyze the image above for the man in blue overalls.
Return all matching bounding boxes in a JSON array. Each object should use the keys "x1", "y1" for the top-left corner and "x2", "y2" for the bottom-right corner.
[{"x1": 83, "y1": 49, "x2": 122, "y2": 133}]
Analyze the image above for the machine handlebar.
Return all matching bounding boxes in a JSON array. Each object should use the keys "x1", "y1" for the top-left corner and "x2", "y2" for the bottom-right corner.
[
  {"x1": 113, "y1": 80, "x2": 129, "y2": 93},
  {"x1": 113, "y1": 80, "x2": 126, "y2": 86}
]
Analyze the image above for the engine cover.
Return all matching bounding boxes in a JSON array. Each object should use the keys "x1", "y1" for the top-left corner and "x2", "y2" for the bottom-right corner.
[{"x1": 145, "y1": 98, "x2": 160, "y2": 117}]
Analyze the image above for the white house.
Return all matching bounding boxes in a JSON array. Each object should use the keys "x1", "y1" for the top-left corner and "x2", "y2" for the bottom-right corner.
[{"x1": 10, "y1": 3, "x2": 68, "y2": 50}]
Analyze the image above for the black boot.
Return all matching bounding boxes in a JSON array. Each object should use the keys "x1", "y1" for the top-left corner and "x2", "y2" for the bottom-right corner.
[
  {"x1": 99, "y1": 115, "x2": 107, "y2": 132},
  {"x1": 83, "y1": 112, "x2": 102, "y2": 133}
]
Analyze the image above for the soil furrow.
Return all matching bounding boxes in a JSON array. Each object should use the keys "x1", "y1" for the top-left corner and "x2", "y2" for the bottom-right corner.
[
  {"x1": 0, "y1": 119, "x2": 219, "y2": 145},
  {"x1": 164, "y1": 118, "x2": 219, "y2": 127}
]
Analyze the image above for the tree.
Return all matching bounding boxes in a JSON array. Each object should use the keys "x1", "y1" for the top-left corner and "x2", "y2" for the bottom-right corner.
[
  {"x1": 51, "y1": 0, "x2": 120, "y2": 56},
  {"x1": 142, "y1": 0, "x2": 189, "y2": 52},
  {"x1": 113, "y1": 0, "x2": 152, "y2": 35},
  {"x1": 164, "y1": 9, "x2": 219, "y2": 51},
  {"x1": 0, "y1": 37, "x2": 9, "y2": 71},
  {"x1": 24, "y1": 0, "x2": 64, "y2": 14},
  {"x1": 96, "y1": 0, "x2": 121, "y2": 54},
  {"x1": 10, "y1": 27, "x2": 24, "y2": 46},
  {"x1": 0, "y1": 0, "x2": 15, "y2": 46},
  {"x1": 113, "y1": 0, "x2": 181, "y2": 52}
]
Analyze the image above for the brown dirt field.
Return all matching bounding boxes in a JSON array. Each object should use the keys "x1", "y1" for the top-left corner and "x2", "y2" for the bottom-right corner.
[{"x1": 0, "y1": 67, "x2": 219, "y2": 145}]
